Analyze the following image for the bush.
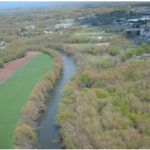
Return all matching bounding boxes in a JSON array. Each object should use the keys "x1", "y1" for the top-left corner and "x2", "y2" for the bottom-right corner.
[
  {"x1": 125, "y1": 49, "x2": 136, "y2": 58},
  {"x1": 109, "y1": 48, "x2": 119, "y2": 56},
  {"x1": 15, "y1": 124, "x2": 37, "y2": 148},
  {"x1": 0, "y1": 59, "x2": 4, "y2": 68},
  {"x1": 17, "y1": 50, "x2": 26, "y2": 58},
  {"x1": 100, "y1": 61, "x2": 111, "y2": 69},
  {"x1": 137, "y1": 43, "x2": 150, "y2": 54},
  {"x1": 57, "y1": 108, "x2": 74, "y2": 124},
  {"x1": 71, "y1": 35, "x2": 91, "y2": 43},
  {"x1": 77, "y1": 74, "x2": 94, "y2": 88}
]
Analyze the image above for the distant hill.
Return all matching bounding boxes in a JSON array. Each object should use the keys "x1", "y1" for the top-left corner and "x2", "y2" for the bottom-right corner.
[{"x1": 0, "y1": 2, "x2": 146, "y2": 14}]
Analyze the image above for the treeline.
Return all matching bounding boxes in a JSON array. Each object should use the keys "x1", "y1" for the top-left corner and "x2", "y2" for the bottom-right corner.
[
  {"x1": 41, "y1": 33, "x2": 100, "y2": 43},
  {"x1": 0, "y1": 39, "x2": 27, "y2": 68},
  {"x1": 57, "y1": 54, "x2": 150, "y2": 149},
  {"x1": 14, "y1": 49, "x2": 63, "y2": 148},
  {"x1": 48, "y1": 42, "x2": 87, "y2": 68},
  {"x1": 56, "y1": 32, "x2": 150, "y2": 148}
]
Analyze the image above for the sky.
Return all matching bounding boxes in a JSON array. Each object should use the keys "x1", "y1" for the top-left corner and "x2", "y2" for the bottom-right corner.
[{"x1": 0, "y1": 2, "x2": 65, "y2": 10}]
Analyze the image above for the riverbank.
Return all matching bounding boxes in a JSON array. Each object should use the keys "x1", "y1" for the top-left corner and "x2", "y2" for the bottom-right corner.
[
  {"x1": 14, "y1": 49, "x2": 63, "y2": 148},
  {"x1": 37, "y1": 51, "x2": 76, "y2": 148}
]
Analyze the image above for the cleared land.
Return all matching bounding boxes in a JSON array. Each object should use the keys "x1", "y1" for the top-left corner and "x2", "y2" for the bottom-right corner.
[
  {"x1": 0, "y1": 52, "x2": 53, "y2": 148},
  {"x1": 0, "y1": 51, "x2": 38, "y2": 85}
]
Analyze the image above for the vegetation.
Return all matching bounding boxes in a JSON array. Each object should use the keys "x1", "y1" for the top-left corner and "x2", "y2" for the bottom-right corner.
[
  {"x1": 125, "y1": 42, "x2": 150, "y2": 58},
  {"x1": 0, "y1": 39, "x2": 27, "y2": 65},
  {"x1": 15, "y1": 49, "x2": 62, "y2": 148},
  {"x1": 57, "y1": 48, "x2": 150, "y2": 148},
  {"x1": 0, "y1": 53, "x2": 53, "y2": 148},
  {"x1": 0, "y1": 59, "x2": 4, "y2": 67},
  {"x1": 55, "y1": 24, "x2": 150, "y2": 149},
  {"x1": 0, "y1": 2, "x2": 150, "y2": 149}
]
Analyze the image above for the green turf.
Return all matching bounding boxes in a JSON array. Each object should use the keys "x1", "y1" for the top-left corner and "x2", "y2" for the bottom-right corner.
[{"x1": 0, "y1": 52, "x2": 53, "y2": 148}]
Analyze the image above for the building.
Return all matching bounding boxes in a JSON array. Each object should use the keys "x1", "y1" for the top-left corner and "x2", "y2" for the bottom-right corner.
[
  {"x1": 55, "y1": 23, "x2": 73, "y2": 30},
  {"x1": 125, "y1": 29, "x2": 141, "y2": 37},
  {"x1": 127, "y1": 17, "x2": 150, "y2": 28}
]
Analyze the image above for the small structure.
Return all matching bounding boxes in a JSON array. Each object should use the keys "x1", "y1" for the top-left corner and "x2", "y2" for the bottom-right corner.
[
  {"x1": 113, "y1": 18, "x2": 126, "y2": 24},
  {"x1": 98, "y1": 36, "x2": 103, "y2": 40},
  {"x1": 44, "y1": 30, "x2": 53, "y2": 34},
  {"x1": 127, "y1": 19, "x2": 139, "y2": 24},
  {"x1": 59, "y1": 19, "x2": 74, "y2": 24},
  {"x1": 143, "y1": 53, "x2": 150, "y2": 57},
  {"x1": 55, "y1": 23, "x2": 73, "y2": 30},
  {"x1": 125, "y1": 29, "x2": 141, "y2": 38},
  {"x1": 140, "y1": 17, "x2": 150, "y2": 24},
  {"x1": 0, "y1": 41, "x2": 5, "y2": 46},
  {"x1": 77, "y1": 16, "x2": 85, "y2": 20},
  {"x1": 25, "y1": 25, "x2": 36, "y2": 30},
  {"x1": 131, "y1": 55, "x2": 141, "y2": 62},
  {"x1": 127, "y1": 17, "x2": 150, "y2": 28},
  {"x1": 127, "y1": 19, "x2": 140, "y2": 27},
  {"x1": 81, "y1": 24, "x2": 91, "y2": 28},
  {"x1": 0, "y1": 41, "x2": 6, "y2": 50}
]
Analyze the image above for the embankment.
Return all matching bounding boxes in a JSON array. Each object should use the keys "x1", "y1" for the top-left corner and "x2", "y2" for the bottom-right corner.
[
  {"x1": 14, "y1": 49, "x2": 63, "y2": 148},
  {"x1": 37, "y1": 51, "x2": 76, "y2": 149}
]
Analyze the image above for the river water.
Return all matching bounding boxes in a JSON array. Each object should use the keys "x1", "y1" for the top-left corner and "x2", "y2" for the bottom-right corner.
[{"x1": 37, "y1": 52, "x2": 76, "y2": 149}]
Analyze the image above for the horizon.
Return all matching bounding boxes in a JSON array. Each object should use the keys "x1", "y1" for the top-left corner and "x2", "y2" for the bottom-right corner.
[
  {"x1": 0, "y1": 1, "x2": 132, "y2": 11},
  {"x1": 0, "y1": 2, "x2": 68, "y2": 10}
]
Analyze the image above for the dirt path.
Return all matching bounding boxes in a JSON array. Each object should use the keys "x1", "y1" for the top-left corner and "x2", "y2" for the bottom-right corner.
[{"x1": 0, "y1": 51, "x2": 38, "y2": 85}]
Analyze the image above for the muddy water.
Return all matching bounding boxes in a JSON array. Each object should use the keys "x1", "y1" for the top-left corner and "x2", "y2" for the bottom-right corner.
[{"x1": 37, "y1": 52, "x2": 76, "y2": 149}]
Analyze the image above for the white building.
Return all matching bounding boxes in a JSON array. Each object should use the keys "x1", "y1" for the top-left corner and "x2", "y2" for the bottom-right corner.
[{"x1": 55, "y1": 23, "x2": 73, "y2": 29}]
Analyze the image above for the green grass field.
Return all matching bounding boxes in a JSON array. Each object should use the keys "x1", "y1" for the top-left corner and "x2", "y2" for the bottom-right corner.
[{"x1": 0, "y1": 52, "x2": 53, "y2": 148}]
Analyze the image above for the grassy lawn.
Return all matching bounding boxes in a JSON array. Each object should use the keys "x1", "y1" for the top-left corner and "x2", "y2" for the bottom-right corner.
[{"x1": 0, "y1": 52, "x2": 53, "y2": 148}]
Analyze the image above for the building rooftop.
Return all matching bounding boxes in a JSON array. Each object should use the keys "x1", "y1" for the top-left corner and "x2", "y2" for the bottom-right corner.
[{"x1": 127, "y1": 19, "x2": 139, "y2": 22}]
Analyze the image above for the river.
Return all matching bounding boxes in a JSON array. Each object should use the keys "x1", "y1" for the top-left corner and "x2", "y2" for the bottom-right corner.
[{"x1": 37, "y1": 52, "x2": 76, "y2": 149}]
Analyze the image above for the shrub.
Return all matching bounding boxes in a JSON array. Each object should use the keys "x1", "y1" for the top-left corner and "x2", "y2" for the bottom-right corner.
[
  {"x1": 109, "y1": 48, "x2": 119, "y2": 56},
  {"x1": 78, "y1": 74, "x2": 93, "y2": 88},
  {"x1": 57, "y1": 107, "x2": 74, "y2": 124},
  {"x1": 125, "y1": 49, "x2": 136, "y2": 58},
  {"x1": 100, "y1": 61, "x2": 111, "y2": 69},
  {"x1": 0, "y1": 59, "x2": 4, "y2": 68},
  {"x1": 17, "y1": 49, "x2": 26, "y2": 58},
  {"x1": 143, "y1": 94, "x2": 150, "y2": 102},
  {"x1": 137, "y1": 43, "x2": 150, "y2": 54},
  {"x1": 15, "y1": 124, "x2": 37, "y2": 148}
]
